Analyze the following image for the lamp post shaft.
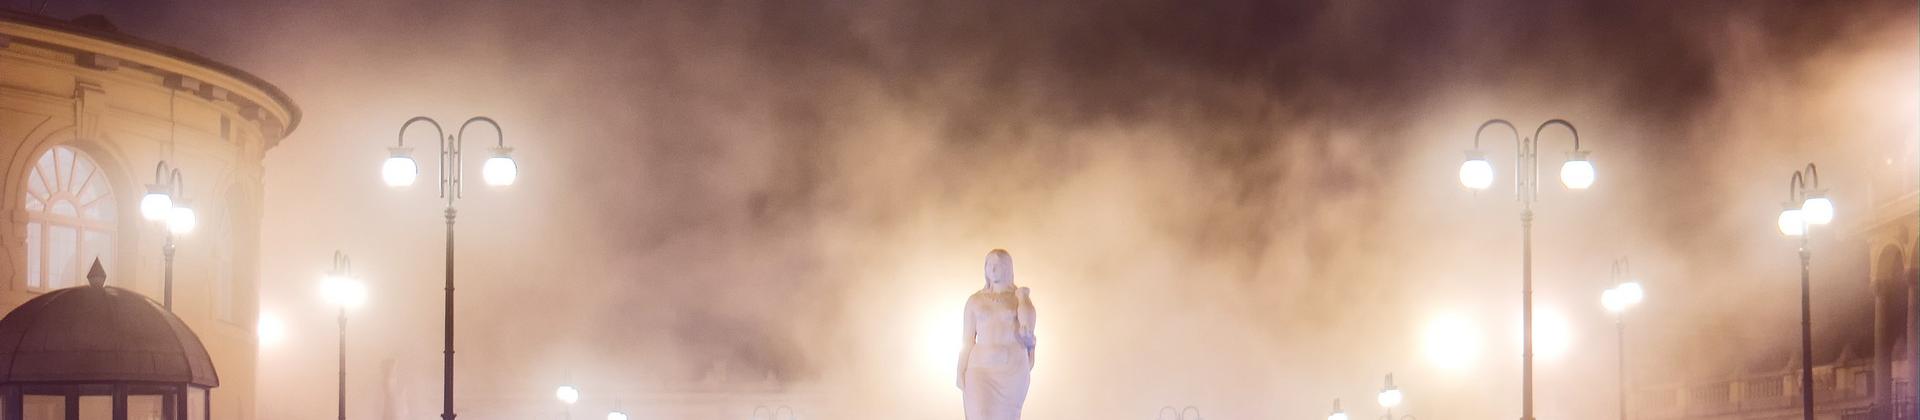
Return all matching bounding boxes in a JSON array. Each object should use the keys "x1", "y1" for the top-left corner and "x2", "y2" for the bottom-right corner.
[
  {"x1": 1617, "y1": 317, "x2": 1626, "y2": 420},
  {"x1": 339, "y1": 306, "x2": 347, "y2": 420},
  {"x1": 1521, "y1": 207, "x2": 1535, "y2": 420},
  {"x1": 163, "y1": 232, "x2": 175, "y2": 311},
  {"x1": 442, "y1": 205, "x2": 457, "y2": 420},
  {"x1": 1799, "y1": 239, "x2": 1814, "y2": 420}
]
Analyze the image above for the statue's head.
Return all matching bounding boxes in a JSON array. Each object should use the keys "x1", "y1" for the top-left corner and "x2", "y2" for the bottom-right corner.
[{"x1": 984, "y1": 249, "x2": 1015, "y2": 291}]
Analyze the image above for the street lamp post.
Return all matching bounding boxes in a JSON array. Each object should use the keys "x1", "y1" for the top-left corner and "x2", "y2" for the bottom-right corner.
[
  {"x1": 555, "y1": 386, "x2": 578, "y2": 420},
  {"x1": 1778, "y1": 163, "x2": 1833, "y2": 420},
  {"x1": 1458, "y1": 119, "x2": 1592, "y2": 420},
  {"x1": 384, "y1": 116, "x2": 518, "y2": 420},
  {"x1": 1329, "y1": 398, "x2": 1348, "y2": 420},
  {"x1": 321, "y1": 251, "x2": 366, "y2": 420},
  {"x1": 1601, "y1": 258, "x2": 1644, "y2": 420},
  {"x1": 1378, "y1": 373, "x2": 1404, "y2": 420},
  {"x1": 140, "y1": 161, "x2": 196, "y2": 312}
]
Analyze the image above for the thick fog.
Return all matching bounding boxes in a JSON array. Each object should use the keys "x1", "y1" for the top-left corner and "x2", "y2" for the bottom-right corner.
[{"x1": 32, "y1": 0, "x2": 1920, "y2": 419}]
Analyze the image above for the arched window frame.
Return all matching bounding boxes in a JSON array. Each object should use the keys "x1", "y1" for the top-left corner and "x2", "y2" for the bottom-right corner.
[{"x1": 21, "y1": 145, "x2": 117, "y2": 291}]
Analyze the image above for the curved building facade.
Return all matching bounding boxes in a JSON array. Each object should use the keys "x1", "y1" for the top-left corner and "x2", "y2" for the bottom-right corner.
[{"x1": 0, "y1": 10, "x2": 298, "y2": 420}]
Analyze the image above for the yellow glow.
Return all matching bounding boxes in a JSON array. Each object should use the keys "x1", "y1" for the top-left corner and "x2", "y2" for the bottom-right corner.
[
  {"x1": 1533, "y1": 306, "x2": 1573, "y2": 363},
  {"x1": 320, "y1": 276, "x2": 368, "y2": 309},
  {"x1": 1422, "y1": 313, "x2": 1480, "y2": 372},
  {"x1": 257, "y1": 310, "x2": 286, "y2": 349},
  {"x1": 916, "y1": 298, "x2": 964, "y2": 388}
]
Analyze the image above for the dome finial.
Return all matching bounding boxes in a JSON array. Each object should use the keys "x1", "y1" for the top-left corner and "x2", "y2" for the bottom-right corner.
[{"x1": 86, "y1": 258, "x2": 106, "y2": 288}]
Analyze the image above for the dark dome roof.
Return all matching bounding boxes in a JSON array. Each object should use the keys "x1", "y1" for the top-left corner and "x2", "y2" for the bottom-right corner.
[{"x1": 0, "y1": 281, "x2": 218, "y2": 387}]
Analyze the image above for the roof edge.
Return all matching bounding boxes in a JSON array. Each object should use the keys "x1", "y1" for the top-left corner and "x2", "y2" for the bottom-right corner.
[{"x1": 0, "y1": 9, "x2": 302, "y2": 139}]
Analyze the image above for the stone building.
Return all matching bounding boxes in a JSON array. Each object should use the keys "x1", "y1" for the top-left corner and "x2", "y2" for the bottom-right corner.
[
  {"x1": 1632, "y1": 136, "x2": 1919, "y2": 419},
  {"x1": 0, "y1": 10, "x2": 298, "y2": 420}
]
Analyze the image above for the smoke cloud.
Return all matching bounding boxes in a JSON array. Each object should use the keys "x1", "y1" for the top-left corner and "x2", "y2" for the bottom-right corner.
[{"x1": 39, "y1": 0, "x2": 1919, "y2": 418}]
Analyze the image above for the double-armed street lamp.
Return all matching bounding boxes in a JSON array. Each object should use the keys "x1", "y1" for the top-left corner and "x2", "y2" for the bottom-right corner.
[
  {"x1": 1378, "y1": 374, "x2": 1404, "y2": 420},
  {"x1": 139, "y1": 161, "x2": 197, "y2": 311},
  {"x1": 383, "y1": 116, "x2": 519, "y2": 420},
  {"x1": 321, "y1": 251, "x2": 367, "y2": 420},
  {"x1": 1457, "y1": 119, "x2": 1594, "y2": 420},
  {"x1": 1600, "y1": 258, "x2": 1644, "y2": 420},
  {"x1": 1778, "y1": 163, "x2": 1835, "y2": 420},
  {"x1": 555, "y1": 385, "x2": 579, "y2": 420},
  {"x1": 1329, "y1": 398, "x2": 1348, "y2": 420}
]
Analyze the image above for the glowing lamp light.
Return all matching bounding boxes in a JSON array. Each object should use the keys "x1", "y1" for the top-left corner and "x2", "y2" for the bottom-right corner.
[
  {"x1": 1800, "y1": 194, "x2": 1834, "y2": 226},
  {"x1": 1377, "y1": 386, "x2": 1403, "y2": 409},
  {"x1": 167, "y1": 205, "x2": 196, "y2": 235},
  {"x1": 1422, "y1": 314, "x2": 1481, "y2": 372},
  {"x1": 257, "y1": 311, "x2": 286, "y2": 349},
  {"x1": 1560, "y1": 153, "x2": 1595, "y2": 189},
  {"x1": 1778, "y1": 208, "x2": 1806, "y2": 237},
  {"x1": 1616, "y1": 282, "x2": 1644, "y2": 307},
  {"x1": 140, "y1": 186, "x2": 173, "y2": 221},
  {"x1": 1328, "y1": 399, "x2": 1348, "y2": 420},
  {"x1": 383, "y1": 148, "x2": 418, "y2": 187},
  {"x1": 606, "y1": 411, "x2": 628, "y2": 420},
  {"x1": 555, "y1": 385, "x2": 579, "y2": 405},
  {"x1": 1602, "y1": 282, "x2": 1642, "y2": 314},
  {"x1": 320, "y1": 276, "x2": 368, "y2": 309},
  {"x1": 1459, "y1": 155, "x2": 1494, "y2": 190},
  {"x1": 1534, "y1": 307, "x2": 1574, "y2": 362},
  {"x1": 482, "y1": 147, "x2": 517, "y2": 186}
]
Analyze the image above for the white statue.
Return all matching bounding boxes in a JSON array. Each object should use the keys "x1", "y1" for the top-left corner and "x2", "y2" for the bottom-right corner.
[{"x1": 957, "y1": 249, "x2": 1036, "y2": 420}]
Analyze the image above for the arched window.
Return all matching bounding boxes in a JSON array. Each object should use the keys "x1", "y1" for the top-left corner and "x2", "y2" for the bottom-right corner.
[{"x1": 23, "y1": 146, "x2": 116, "y2": 290}]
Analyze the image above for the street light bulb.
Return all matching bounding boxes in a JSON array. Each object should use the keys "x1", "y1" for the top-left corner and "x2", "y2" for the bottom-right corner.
[
  {"x1": 1459, "y1": 158, "x2": 1494, "y2": 190},
  {"x1": 140, "y1": 188, "x2": 172, "y2": 221},
  {"x1": 1778, "y1": 208, "x2": 1806, "y2": 236},
  {"x1": 1617, "y1": 282, "x2": 1644, "y2": 307},
  {"x1": 1602, "y1": 288, "x2": 1625, "y2": 314},
  {"x1": 606, "y1": 411, "x2": 628, "y2": 420},
  {"x1": 1328, "y1": 412, "x2": 1348, "y2": 420},
  {"x1": 482, "y1": 153, "x2": 517, "y2": 186},
  {"x1": 320, "y1": 276, "x2": 367, "y2": 309},
  {"x1": 382, "y1": 154, "x2": 418, "y2": 187},
  {"x1": 167, "y1": 206, "x2": 196, "y2": 235},
  {"x1": 1800, "y1": 196, "x2": 1834, "y2": 225},
  {"x1": 555, "y1": 386, "x2": 579, "y2": 405},
  {"x1": 1560, "y1": 158, "x2": 1595, "y2": 189},
  {"x1": 1377, "y1": 388, "x2": 1403, "y2": 409}
]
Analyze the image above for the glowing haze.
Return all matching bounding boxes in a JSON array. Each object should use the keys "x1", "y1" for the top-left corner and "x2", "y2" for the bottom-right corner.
[{"x1": 41, "y1": 0, "x2": 1919, "y2": 419}]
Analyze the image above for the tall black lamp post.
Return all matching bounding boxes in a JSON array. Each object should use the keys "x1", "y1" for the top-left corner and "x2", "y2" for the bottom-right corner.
[
  {"x1": 1456, "y1": 119, "x2": 1595, "y2": 420},
  {"x1": 382, "y1": 117, "x2": 518, "y2": 420}
]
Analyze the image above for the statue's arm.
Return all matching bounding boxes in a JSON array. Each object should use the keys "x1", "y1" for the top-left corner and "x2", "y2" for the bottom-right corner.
[
  {"x1": 957, "y1": 296, "x2": 976, "y2": 390},
  {"x1": 1018, "y1": 287, "x2": 1036, "y2": 368}
]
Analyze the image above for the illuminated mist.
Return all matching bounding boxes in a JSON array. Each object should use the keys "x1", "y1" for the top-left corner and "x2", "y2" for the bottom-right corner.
[{"x1": 45, "y1": 0, "x2": 1920, "y2": 419}]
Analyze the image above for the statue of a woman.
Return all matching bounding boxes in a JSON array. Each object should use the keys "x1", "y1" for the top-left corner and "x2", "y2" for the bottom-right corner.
[{"x1": 957, "y1": 249, "x2": 1036, "y2": 420}]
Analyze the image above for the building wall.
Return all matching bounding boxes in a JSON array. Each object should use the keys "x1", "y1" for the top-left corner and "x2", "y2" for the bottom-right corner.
[{"x1": 0, "y1": 14, "x2": 296, "y2": 420}]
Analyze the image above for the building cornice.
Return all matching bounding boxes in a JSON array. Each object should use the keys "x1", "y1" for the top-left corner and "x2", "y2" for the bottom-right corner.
[{"x1": 0, "y1": 10, "x2": 300, "y2": 148}]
